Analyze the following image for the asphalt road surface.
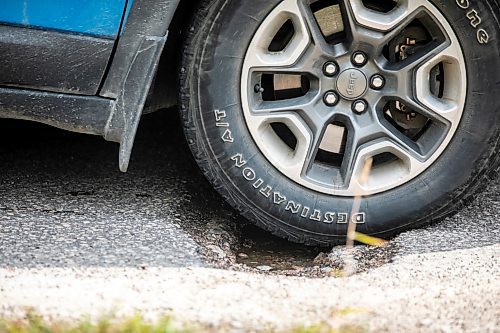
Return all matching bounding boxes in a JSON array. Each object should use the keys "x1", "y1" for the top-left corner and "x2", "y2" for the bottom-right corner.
[
  {"x1": 0, "y1": 110, "x2": 230, "y2": 268},
  {"x1": 0, "y1": 110, "x2": 499, "y2": 332}
]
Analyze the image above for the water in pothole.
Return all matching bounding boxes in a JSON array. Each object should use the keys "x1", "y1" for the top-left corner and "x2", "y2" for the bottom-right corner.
[{"x1": 236, "y1": 225, "x2": 325, "y2": 271}]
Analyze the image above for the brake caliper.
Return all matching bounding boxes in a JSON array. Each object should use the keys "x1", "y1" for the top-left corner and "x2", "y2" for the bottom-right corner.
[{"x1": 387, "y1": 26, "x2": 437, "y2": 132}]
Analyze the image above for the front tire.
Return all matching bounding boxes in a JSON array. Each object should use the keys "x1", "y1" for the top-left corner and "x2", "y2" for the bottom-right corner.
[{"x1": 180, "y1": 0, "x2": 500, "y2": 246}]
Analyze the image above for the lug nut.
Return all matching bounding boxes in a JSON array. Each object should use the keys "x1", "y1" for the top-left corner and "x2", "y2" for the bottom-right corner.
[
  {"x1": 324, "y1": 91, "x2": 340, "y2": 106},
  {"x1": 352, "y1": 51, "x2": 368, "y2": 67},
  {"x1": 323, "y1": 61, "x2": 339, "y2": 76},
  {"x1": 370, "y1": 74, "x2": 385, "y2": 90},
  {"x1": 352, "y1": 100, "x2": 368, "y2": 114}
]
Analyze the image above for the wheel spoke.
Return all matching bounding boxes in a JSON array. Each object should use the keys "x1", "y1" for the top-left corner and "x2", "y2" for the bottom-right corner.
[
  {"x1": 345, "y1": 138, "x2": 424, "y2": 193},
  {"x1": 249, "y1": 44, "x2": 320, "y2": 76},
  {"x1": 413, "y1": 43, "x2": 466, "y2": 125},
  {"x1": 296, "y1": 0, "x2": 332, "y2": 51},
  {"x1": 341, "y1": 117, "x2": 422, "y2": 190},
  {"x1": 246, "y1": 93, "x2": 329, "y2": 178},
  {"x1": 253, "y1": 95, "x2": 315, "y2": 115},
  {"x1": 244, "y1": 0, "x2": 311, "y2": 70},
  {"x1": 250, "y1": 86, "x2": 324, "y2": 134},
  {"x1": 251, "y1": 98, "x2": 329, "y2": 180},
  {"x1": 245, "y1": 111, "x2": 313, "y2": 178},
  {"x1": 343, "y1": 0, "x2": 429, "y2": 51},
  {"x1": 392, "y1": 41, "x2": 466, "y2": 125},
  {"x1": 345, "y1": 0, "x2": 423, "y2": 33},
  {"x1": 299, "y1": 121, "x2": 329, "y2": 176}
]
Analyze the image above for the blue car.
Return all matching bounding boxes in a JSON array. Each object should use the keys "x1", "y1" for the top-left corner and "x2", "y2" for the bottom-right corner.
[{"x1": 1, "y1": 0, "x2": 499, "y2": 245}]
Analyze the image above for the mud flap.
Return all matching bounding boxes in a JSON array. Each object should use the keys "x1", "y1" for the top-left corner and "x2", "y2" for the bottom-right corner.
[{"x1": 104, "y1": 33, "x2": 168, "y2": 172}]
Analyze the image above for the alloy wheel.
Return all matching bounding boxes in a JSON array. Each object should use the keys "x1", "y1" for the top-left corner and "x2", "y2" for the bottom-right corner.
[{"x1": 241, "y1": 0, "x2": 467, "y2": 196}]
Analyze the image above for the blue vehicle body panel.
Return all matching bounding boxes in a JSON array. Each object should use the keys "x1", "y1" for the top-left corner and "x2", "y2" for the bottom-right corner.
[
  {"x1": 120, "y1": 1, "x2": 135, "y2": 34},
  {"x1": 0, "y1": 0, "x2": 133, "y2": 38}
]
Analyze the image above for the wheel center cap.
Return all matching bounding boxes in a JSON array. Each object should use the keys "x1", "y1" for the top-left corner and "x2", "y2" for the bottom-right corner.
[{"x1": 336, "y1": 68, "x2": 367, "y2": 100}]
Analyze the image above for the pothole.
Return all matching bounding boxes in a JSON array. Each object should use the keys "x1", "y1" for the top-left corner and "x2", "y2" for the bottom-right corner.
[
  {"x1": 235, "y1": 225, "x2": 323, "y2": 271},
  {"x1": 230, "y1": 225, "x2": 398, "y2": 277},
  {"x1": 183, "y1": 212, "x2": 399, "y2": 278}
]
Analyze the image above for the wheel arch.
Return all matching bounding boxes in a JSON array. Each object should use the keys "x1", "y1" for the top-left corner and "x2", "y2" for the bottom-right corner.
[
  {"x1": 141, "y1": 0, "x2": 205, "y2": 113},
  {"x1": 98, "y1": 0, "x2": 203, "y2": 171}
]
